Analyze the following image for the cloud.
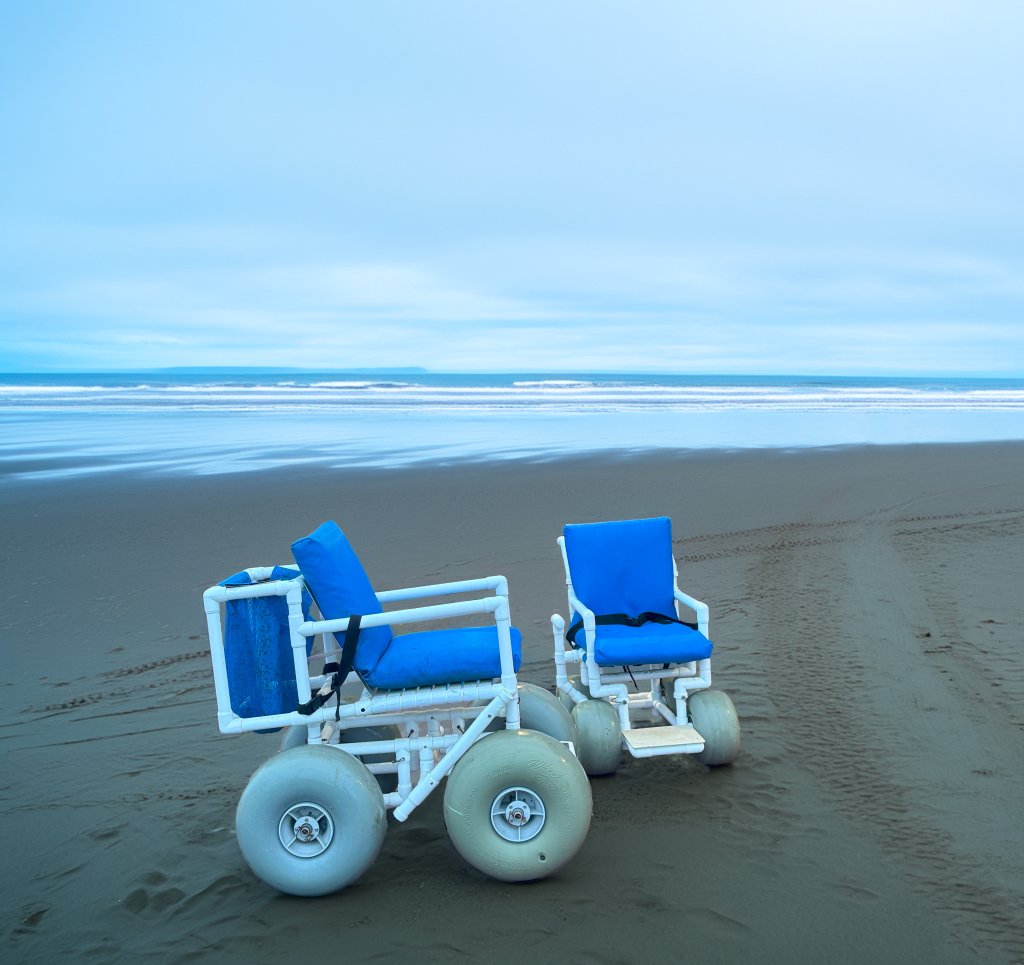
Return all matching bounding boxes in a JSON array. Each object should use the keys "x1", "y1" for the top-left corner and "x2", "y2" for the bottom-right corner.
[
  {"x1": 1, "y1": 235, "x2": 1021, "y2": 373},
  {"x1": 0, "y1": 2, "x2": 1021, "y2": 373}
]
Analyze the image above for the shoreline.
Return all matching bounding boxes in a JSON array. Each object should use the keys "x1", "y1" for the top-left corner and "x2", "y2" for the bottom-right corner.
[
  {"x1": 3, "y1": 441, "x2": 1023, "y2": 962},
  {"x1": 3, "y1": 436, "x2": 1023, "y2": 489},
  {"x1": 3, "y1": 378, "x2": 1023, "y2": 482}
]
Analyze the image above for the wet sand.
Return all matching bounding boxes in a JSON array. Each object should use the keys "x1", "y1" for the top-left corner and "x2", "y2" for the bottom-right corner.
[{"x1": 2, "y1": 442, "x2": 1023, "y2": 963}]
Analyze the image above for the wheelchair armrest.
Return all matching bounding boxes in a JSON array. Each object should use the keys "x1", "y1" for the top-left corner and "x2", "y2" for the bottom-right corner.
[
  {"x1": 674, "y1": 588, "x2": 709, "y2": 636},
  {"x1": 374, "y1": 575, "x2": 509, "y2": 604},
  {"x1": 564, "y1": 592, "x2": 599, "y2": 658},
  {"x1": 300, "y1": 594, "x2": 508, "y2": 639},
  {"x1": 300, "y1": 594, "x2": 518, "y2": 689},
  {"x1": 565, "y1": 591, "x2": 595, "y2": 626}
]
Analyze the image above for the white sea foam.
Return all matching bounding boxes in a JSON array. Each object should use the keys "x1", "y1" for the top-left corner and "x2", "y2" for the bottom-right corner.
[
  {"x1": 2, "y1": 374, "x2": 1022, "y2": 480},
  {"x1": 512, "y1": 380, "x2": 595, "y2": 388},
  {"x1": 0, "y1": 384, "x2": 131, "y2": 393},
  {"x1": 3, "y1": 378, "x2": 1024, "y2": 412}
]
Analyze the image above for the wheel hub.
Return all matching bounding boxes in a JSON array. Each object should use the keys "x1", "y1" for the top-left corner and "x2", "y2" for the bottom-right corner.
[
  {"x1": 505, "y1": 801, "x2": 532, "y2": 826},
  {"x1": 279, "y1": 802, "x2": 334, "y2": 857},
  {"x1": 490, "y1": 786, "x2": 546, "y2": 842}
]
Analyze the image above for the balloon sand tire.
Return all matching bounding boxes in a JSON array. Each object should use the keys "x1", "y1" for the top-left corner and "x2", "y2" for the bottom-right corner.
[
  {"x1": 515, "y1": 682, "x2": 578, "y2": 744},
  {"x1": 688, "y1": 689, "x2": 741, "y2": 767},
  {"x1": 444, "y1": 729, "x2": 592, "y2": 882},
  {"x1": 279, "y1": 724, "x2": 402, "y2": 793},
  {"x1": 486, "y1": 682, "x2": 577, "y2": 745},
  {"x1": 571, "y1": 699, "x2": 622, "y2": 776},
  {"x1": 279, "y1": 724, "x2": 313, "y2": 752},
  {"x1": 236, "y1": 744, "x2": 386, "y2": 896}
]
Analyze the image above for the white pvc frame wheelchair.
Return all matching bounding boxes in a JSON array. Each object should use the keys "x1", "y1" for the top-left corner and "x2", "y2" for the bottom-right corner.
[
  {"x1": 552, "y1": 539, "x2": 741, "y2": 776},
  {"x1": 204, "y1": 567, "x2": 591, "y2": 896}
]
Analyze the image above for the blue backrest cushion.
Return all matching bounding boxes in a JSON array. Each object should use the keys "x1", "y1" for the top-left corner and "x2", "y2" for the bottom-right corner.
[
  {"x1": 291, "y1": 521, "x2": 393, "y2": 678},
  {"x1": 564, "y1": 516, "x2": 676, "y2": 616}
]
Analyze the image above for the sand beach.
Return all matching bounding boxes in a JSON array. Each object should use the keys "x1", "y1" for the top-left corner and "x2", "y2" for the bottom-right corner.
[{"x1": 2, "y1": 442, "x2": 1023, "y2": 963}]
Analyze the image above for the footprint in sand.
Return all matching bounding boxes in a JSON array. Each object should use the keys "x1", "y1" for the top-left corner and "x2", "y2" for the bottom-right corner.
[
  {"x1": 122, "y1": 872, "x2": 187, "y2": 917},
  {"x1": 88, "y1": 827, "x2": 120, "y2": 844},
  {"x1": 10, "y1": 904, "x2": 50, "y2": 938}
]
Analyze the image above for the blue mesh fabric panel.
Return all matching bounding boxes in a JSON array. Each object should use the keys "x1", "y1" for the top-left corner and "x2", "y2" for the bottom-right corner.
[
  {"x1": 364, "y1": 626, "x2": 523, "y2": 690},
  {"x1": 563, "y1": 516, "x2": 676, "y2": 616},
  {"x1": 291, "y1": 521, "x2": 394, "y2": 679},
  {"x1": 220, "y1": 566, "x2": 313, "y2": 726}
]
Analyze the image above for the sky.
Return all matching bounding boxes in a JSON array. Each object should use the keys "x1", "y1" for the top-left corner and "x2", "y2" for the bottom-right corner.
[{"x1": 1, "y1": 0, "x2": 1022, "y2": 375}]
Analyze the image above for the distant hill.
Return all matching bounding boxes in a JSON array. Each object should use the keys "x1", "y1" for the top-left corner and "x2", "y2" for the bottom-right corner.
[{"x1": 154, "y1": 366, "x2": 429, "y2": 374}]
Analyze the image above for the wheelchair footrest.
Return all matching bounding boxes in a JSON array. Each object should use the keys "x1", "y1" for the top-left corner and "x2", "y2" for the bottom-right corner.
[{"x1": 622, "y1": 724, "x2": 705, "y2": 757}]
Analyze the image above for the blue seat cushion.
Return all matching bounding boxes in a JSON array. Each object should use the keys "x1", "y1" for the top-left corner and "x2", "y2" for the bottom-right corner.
[
  {"x1": 590, "y1": 622, "x2": 712, "y2": 667},
  {"x1": 291, "y1": 521, "x2": 393, "y2": 680},
  {"x1": 363, "y1": 626, "x2": 523, "y2": 690}
]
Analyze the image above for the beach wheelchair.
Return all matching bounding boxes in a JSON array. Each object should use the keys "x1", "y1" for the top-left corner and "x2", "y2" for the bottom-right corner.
[
  {"x1": 203, "y1": 521, "x2": 592, "y2": 896},
  {"x1": 552, "y1": 516, "x2": 740, "y2": 776}
]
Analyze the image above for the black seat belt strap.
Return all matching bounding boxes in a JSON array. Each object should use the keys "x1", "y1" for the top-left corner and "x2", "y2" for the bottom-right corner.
[
  {"x1": 297, "y1": 613, "x2": 362, "y2": 717},
  {"x1": 564, "y1": 610, "x2": 698, "y2": 647}
]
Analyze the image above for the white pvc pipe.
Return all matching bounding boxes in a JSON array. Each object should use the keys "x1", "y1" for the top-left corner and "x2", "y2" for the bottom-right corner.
[
  {"x1": 203, "y1": 591, "x2": 236, "y2": 732},
  {"x1": 392, "y1": 690, "x2": 510, "y2": 822},
  {"x1": 303, "y1": 596, "x2": 501, "y2": 638},
  {"x1": 375, "y1": 575, "x2": 508, "y2": 602},
  {"x1": 648, "y1": 698, "x2": 678, "y2": 725},
  {"x1": 674, "y1": 588, "x2": 710, "y2": 636},
  {"x1": 214, "y1": 677, "x2": 508, "y2": 735}
]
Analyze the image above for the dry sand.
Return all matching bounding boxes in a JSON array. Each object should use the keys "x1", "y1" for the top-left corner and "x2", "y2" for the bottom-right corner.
[{"x1": 2, "y1": 442, "x2": 1023, "y2": 964}]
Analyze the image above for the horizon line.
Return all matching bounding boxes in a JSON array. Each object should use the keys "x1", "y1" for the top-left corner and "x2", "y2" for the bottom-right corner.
[{"x1": 1, "y1": 367, "x2": 1023, "y2": 380}]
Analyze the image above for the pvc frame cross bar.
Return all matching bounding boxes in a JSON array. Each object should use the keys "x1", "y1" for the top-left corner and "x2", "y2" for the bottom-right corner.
[
  {"x1": 204, "y1": 574, "x2": 509, "y2": 611},
  {"x1": 391, "y1": 690, "x2": 509, "y2": 822},
  {"x1": 299, "y1": 595, "x2": 503, "y2": 638},
  {"x1": 211, "y1": 677, "x2": 511, "y2": 735},
  {"x1": 204, "y1": 577, "x2": 298, "y2": 605},
  {"x1": 313, "y1": 700, "x2": 512, "y2": 803},
  {"x1": 374, "y1": 575, "x2": 509, "y2": 603}
]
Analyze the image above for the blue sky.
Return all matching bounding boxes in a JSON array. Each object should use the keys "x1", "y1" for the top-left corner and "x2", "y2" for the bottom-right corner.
[{"x1": 1, "y1": 1, "x2": 1021, "y2": 374}]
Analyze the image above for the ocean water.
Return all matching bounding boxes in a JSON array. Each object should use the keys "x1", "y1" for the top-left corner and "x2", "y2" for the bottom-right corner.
[{"x1": 1, "y1": 371, "x2": 1022, "y2": 480}]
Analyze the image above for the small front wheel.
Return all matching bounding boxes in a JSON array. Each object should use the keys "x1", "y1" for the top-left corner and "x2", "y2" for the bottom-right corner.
[
  {"x1": 571, "y1": 698, "x2": 622, "y2": 776},
  {"x1": 688, "y1": 689, "x2": 741, "y2": 766},
  {"x1": 444, "y1": 729, "x2": 592, "y2": 882},
  {"x1": 236, "y1": 744, "x2": 386, "y2": 896}
]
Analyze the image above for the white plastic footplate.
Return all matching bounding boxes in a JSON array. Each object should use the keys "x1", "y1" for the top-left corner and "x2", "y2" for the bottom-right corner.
[{"x1": 622, "y1": 724, "x2": 705, "y2": 757}]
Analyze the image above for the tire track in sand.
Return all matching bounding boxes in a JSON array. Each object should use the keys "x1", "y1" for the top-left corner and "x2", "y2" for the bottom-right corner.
[{"x1": 746, "y1": 504, "x2": 1024, "y2": 964}]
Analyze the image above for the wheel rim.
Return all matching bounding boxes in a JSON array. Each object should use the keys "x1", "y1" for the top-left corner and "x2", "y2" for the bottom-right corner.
[
  {"x1": 278, "y1": 801, "x2": 335, "y2": 857},
  {"x1": 490, "y1": 786, "x2": 546, "y2": 842}
]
